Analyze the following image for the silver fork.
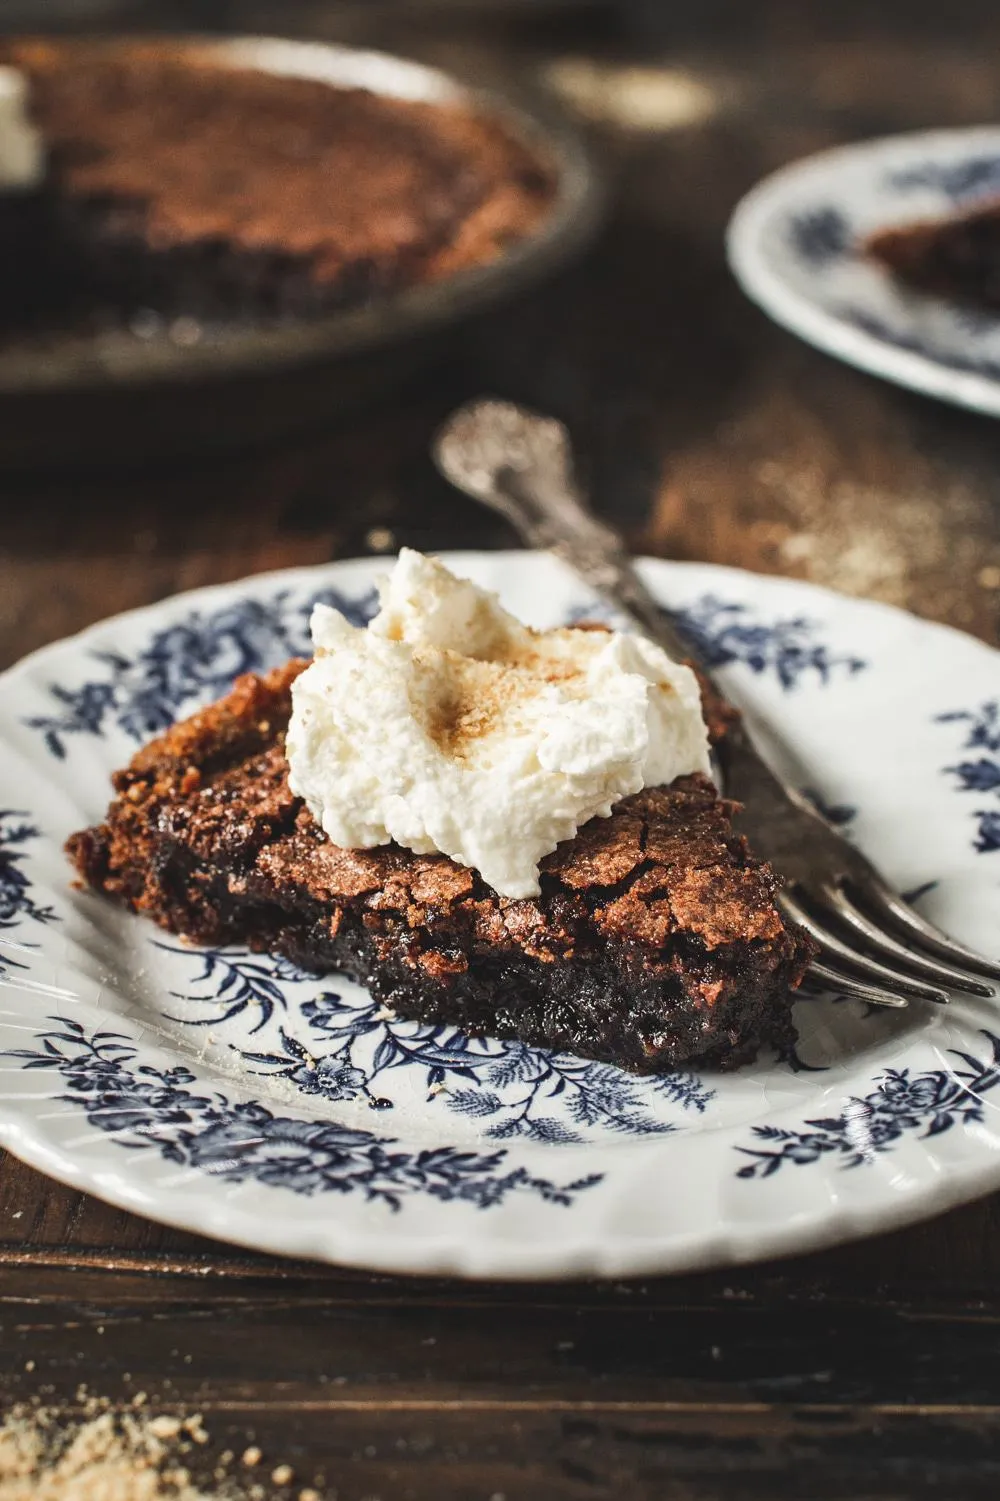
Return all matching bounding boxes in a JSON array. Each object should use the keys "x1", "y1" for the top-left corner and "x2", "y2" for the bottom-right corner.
[{"x1": 433, "y1": 397, "x2": 1000, "y2": 1011}]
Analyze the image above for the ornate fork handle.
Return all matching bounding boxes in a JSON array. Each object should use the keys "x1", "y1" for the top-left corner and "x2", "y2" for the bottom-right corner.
[{"x1": 432, "y1": 399, "x2": 697, "y2": 667}]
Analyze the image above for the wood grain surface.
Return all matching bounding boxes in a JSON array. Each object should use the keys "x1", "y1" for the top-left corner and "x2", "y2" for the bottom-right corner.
[{"x1": 3, "y1": 3, "x2": 1000, "y2": 1497}]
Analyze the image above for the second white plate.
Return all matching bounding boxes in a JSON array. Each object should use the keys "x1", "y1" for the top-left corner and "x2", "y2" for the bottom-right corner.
[{"x1": 728, "y1": 126, "x2": 1000, "y2": 416}]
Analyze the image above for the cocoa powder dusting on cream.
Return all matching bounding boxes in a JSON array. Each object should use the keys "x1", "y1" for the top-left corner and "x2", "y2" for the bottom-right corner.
[{"x1": 415, "y1": 646, "x2": 585, "y2": 758}]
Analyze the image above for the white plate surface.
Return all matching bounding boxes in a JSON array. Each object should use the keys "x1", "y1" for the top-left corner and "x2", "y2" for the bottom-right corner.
[
  {"x1": 728, "y1": 127, "x2": 1000, "y2": 416},
  {"x1": 1, "y1": 552, "x2": 999, "y2": 1279}
]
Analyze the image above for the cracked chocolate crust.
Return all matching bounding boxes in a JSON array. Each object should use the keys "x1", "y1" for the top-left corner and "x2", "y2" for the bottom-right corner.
[{"x1": 67, "y1": 660, "x2": 813, "y2": 1074}]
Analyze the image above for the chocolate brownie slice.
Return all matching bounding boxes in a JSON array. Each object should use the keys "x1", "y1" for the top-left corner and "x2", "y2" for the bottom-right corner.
[
  {"x1": 67, "y1": 661, "x2": 812, "y2": 1074},
  {"x1": 867, "y1": 200, "x2": 1000, "y2": 309}
]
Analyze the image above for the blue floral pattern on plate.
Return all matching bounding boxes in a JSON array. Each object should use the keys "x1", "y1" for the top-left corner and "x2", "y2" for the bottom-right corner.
[
  {"x1": 886, "y1": 154, "x2": 1000, "y2": 203},
  {"x1": 5, "y1": 1017, "x2": 601, "y2": 1211},
  {"x1": 736, "y1": 1033, "x2": 1000, "y2": 1178},
  {"x1": 786, "y1": 205, "x2": 851, "y2": 269},
  {"x1": 938, "y1": 701, "x2": 1000, "y2": 853},
  {"x1": 668, "y1": 595, "x2": 866, "y2": 688},
  {"x1": 0, "y1": 812, "x2": 57, "y2": 977},
  {"x1": 27, "y1": 584, "x2": 377, "y2": 758},
  {"x1": 157, "y1": 944, "x2": 715, "y2": 1142}
]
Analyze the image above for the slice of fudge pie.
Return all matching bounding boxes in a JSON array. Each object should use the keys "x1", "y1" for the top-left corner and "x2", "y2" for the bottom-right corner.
[
  {"x1": 867, "y1": 198, "x2": 1000, "y2": 310},
  {"x1": 67, "y1": 552, "x2": 813, "y2": 1073}
]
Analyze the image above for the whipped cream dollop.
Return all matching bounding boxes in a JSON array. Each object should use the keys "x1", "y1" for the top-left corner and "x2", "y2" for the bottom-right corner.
[
  {"x1": 0, "y1": 69, "x2": 43, "y2": 192},
  {"x1": 286, "y1": 550, "x2": 712, "y2": 899}
]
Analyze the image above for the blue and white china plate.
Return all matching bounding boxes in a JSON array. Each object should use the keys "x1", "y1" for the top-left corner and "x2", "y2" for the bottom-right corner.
[
  {"x1": 1, "y1": 551, "x2": 999, "y2": 1279},
  {"x1": 727, "y1": 127, "x2": 1000, "y2": 416}
]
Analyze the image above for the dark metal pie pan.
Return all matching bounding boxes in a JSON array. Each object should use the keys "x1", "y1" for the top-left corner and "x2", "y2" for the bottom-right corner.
[{"x1": 0, "y1": 35, "x2": 600, "y2": 467}]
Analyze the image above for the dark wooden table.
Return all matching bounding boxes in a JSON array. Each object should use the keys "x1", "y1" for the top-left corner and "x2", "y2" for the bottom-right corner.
[{"x1": 4, "y1": 4, "x2": 1000, "y2": 1496}]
